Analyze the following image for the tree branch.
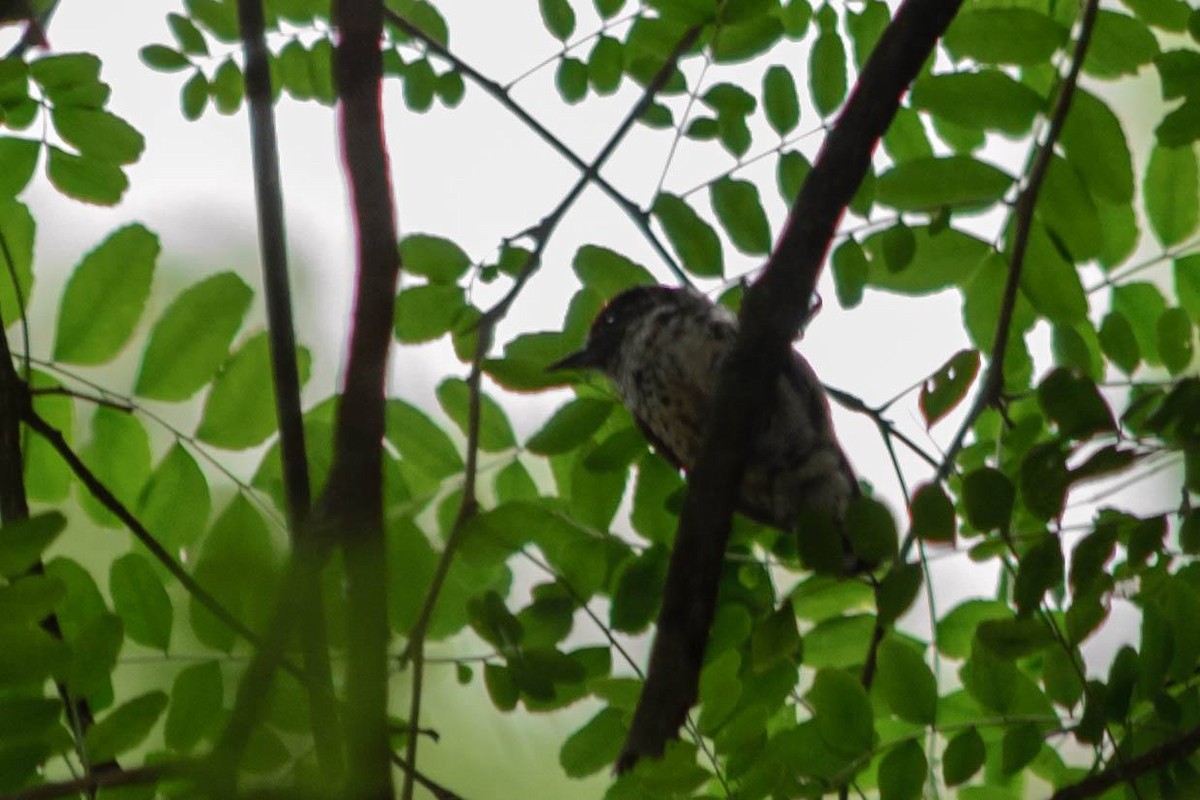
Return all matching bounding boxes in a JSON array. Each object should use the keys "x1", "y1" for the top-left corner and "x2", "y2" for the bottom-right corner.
[
  {"x1": 324, "y1": 0, "x2": 398, "y2": 796},
  {"x1": 210, "y1": 0, "x2": 342, "y2": 788},
  {"x1": 2, "y1": 762, "x2": 192, "y2": 800},
  {"x1": 616, "y1": 0, "x2": 965, "y2": 772},
  {"x1": 934, "y1": 0, "x2": 1101, "y2": 483},
  {"x1": 383, "y1": 9, "x2": 691, "y2": 286},
  {"x1": 1049, "y1": 722, "x2": 1200, "y2": 800},
  {"x1": 397, "y1": 27, "x2": 701, "y2": 800}
]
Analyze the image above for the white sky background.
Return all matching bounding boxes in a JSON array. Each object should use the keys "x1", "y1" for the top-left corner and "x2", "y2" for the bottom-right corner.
[{"x1": 3, "y1": 2, "x2": 1186, "y2": 796}]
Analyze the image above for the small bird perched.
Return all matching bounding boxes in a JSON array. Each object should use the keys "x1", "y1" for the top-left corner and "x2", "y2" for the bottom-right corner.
[{"x1": 551, "y1": 284, "x2": 858, "y2": 548}]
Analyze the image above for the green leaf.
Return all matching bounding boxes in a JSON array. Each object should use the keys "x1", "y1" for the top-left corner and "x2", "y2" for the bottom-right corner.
[
  {"x1": 385, "y1": 398, "x2": 464, "y2": 480},
  {"x1": 1036, "y1": 368, "x2": 1116, "y2": 439},
  {"x1": 84, "y1": 691, "x2": 168, "y2": 763},
  {"x1": 942, "y1": 727, "x2": 985, "y2": 786},
  {"x1": 54, "y1": 224, "x2": 156, "y2": 364},
  {"x1": 712, "y1": 17, "x2": 784, "y2": 63},
  {"x1": 1085, "y1": 10, "x2": 1159, "y2": 79},
  {"x1": 1018, "y1": 221, "x2": 1088, "y2": 324},
  {"x1": 876, "y1": 638, "x2": 936, "y2": 724},
  {"x1": 911, "y1": 70, "x2": 1043, "y2": 135},
  {"x1": 1144, "y1": 143, "x2": 1199, "y2": 247},
  {"x1": 181, "y1": 70, "x2": 209, "y2": 120},
  {"x1": 210, "y1": 58, "x2": 244, "y2": 114},
  {"x1": 1036, "y1": 156, "x2": 1103, "y2": 262},
  {"x1": 1001, "y1": 723, "x2": 1043, "y2": 774},
  {"x1": 190, "y1": 495, "x2": 281, "y2": 652},
  {"x1": 1020, "y1": 442, "x2": 1070, "y2": 520},
  {"x1": 572, "y1": 245, "x2": 654, "y2": 299},
  {"x1": 168, "y1": 12, "x2": 209, "y2": 55},
  {"x1": 399, "y1": 233, "x2": 469, "y2": 283},
  {"x1": 166, "y1": 660, "x2": 223, "y2": 752},
  {"x1": 962, "y1": 467, "x2": 1014, "y2": 532},
  {"x1": 588, "y1": 36, "x2": 623, "y2": 94},
  {"x1": 540, "y1": 0, "x2": 576, "y2": 39},
  {"x1": 1113, "y1": 281, "x2": 1168, "y2": 365},
  {"x1": 777, "y1": 148, "x2": 812, "y2": 203},
  {"x1": 810, "y1": 30, "x2": 847, "y2": 116},
  {"x1": 526, "y1": 398, "x2": 612, "y2": 455},
  {"x1": 0, "y1": 137, "x2": 39, "y2": 197},
  {"x1": 652, "y1": 193, "x2": 724, "y2": 277},
  {"x1": 762, "y1": 65, "x2": 799, "y2": 135},
  {"x1": 943, "y1": 8, "x2": 1066, "y2": 64},
  {"x1": 0, "y1": 512, "x2": 66, "y2": 579},
  {"x1": 196, "y1": 332, "x2": 313, "y2": 450},
  {"x1": 961, "y1": 636, "x2": 1017, "y2": 711},
  {"x1": 0, "y1": 622, "x2": 68, "y2": 684},
  {"x1": 610, "y1": 548, "x2": 668, "y2": 633},
  {"x1": 436, "y1": 377, "x2": 516, "y2": 452},
  {"x1": 909, "y1": 483, "x2": 954, "y2": 543},
  {"x1": 140, "y1": 44, "x2": 191, "y2": 72},
  {"x1": 51, "y1": 107, "x2": 144, "y2": 166},
  {"x1": 1013, "y1": 536, "x2": 1064, "y2": 616},
  {"x1": 560, "y1": 707, "x2": 625, "y2": 777},
  {"x1": 1157, "y1": 307, "x2": 1194, "y2": 375},
  {"x1": 831, "y1": 238, "x2": 868, "y2": 308},
  {"x1": 845, "y1": 495, "x2": 897, "y2": 564},
  {"x1": 79, "y1": 407, "x2": 151, "y2": 528},
  {"x1": 710, "y1": 177, "x2": 771, "y2": 254},
  {"x1": 135, "y1": 272, "x2": 253, "y2": 400},
  {"x1": 1060, "y1": 89, "x2": 1134, "y2": 204},
  {"x1": 883, "y1": 107, "x2": 933, "y2": 164},
  {"x1": 876, "y1": 563, "x2": 923, "y2": 625},
  {"x1": 977, "y1": 617, "x2": 1055, "y2": 659},
  {"x1": 876, "y1": 156, "x2": 1012, "y2": 212},
  {"x1": 594, "y1": 0, "x2": 624, "y2": 18},
  {"x1": 807, "y1": 668, "x2": 874, "y2": 756},
  {"x1": 0, "y1": 575, "x2": 64, "y2": 626},
  {"x1": 139, "y1": 444, "x2": 211, "y2": 557},
  {"x1": 46, "y1": 145, "x2": 129, "y2": 205},
  {"x1": 750, "y1": 603, "x2": 801, "y2": 672},
  {"x1": 1177, "y1": 254, "x2": 1200, "y2": 321},
  {"x1": 879, "y1": 739, "x2": 927, "y2": 800},
  {"x1": 110, "y1": 553, "x2": 172, "y2": 651},
  {"x1": 394, "y1": 283, "x2": 466, "y2": 343},
  {"x1": 918, "y1": 349, "x2": 980, "y2": 428}
]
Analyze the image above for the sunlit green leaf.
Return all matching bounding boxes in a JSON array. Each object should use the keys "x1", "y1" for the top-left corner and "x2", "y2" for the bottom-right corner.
[
  {"x1": 54, "y1": 224, "x2": 156, "y2": 363},
  {"x1": 136, "y1": 272, "x2": 253, "y2": 400},
  {"x1": 710, "y1": 177, "x2": 771, "y2": 254},
  {"x1": 652, "y1": 193, "x2": 724, "y2": 277},
  {"x1": 84, "y1": 691, "x2": 168, "y2": 762},
  {"x1": 196, "y1": 332, "x2": 313, "y2": 450},
  {"x1": 1144, "y1": 142, "x2": 1199, "y2": 247},
  {"x1": 110, "y1": 553, "x2": 172, "y2": 651}
]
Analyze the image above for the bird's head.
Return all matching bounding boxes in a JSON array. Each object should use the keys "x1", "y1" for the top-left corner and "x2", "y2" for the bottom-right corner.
[{"x1": 548, "y1": 284, "x2": 684, "y2": 375}]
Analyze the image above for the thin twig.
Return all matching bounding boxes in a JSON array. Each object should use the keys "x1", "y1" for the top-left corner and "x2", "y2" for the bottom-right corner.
[
  {"x1": 934, "y1": 0, "x2": 1102, "y2": 485},
  {"x1": 1049, "y1": 721, "x2": 1200, "y2": 800},
  {"x1": 383, "y1": 9, "x2": 691, "y2": 286},
  {"x1": 398, "y1": 29, "x2": 702, "y2": 799},
  {"x1": 211, "y1": 0, "x2": 341, "y2": 788},
  {"x1": 2, "y1": 762, "x2": 192, "y2": 800}
]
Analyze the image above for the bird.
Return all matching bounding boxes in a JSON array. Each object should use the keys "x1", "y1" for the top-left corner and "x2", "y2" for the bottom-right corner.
[{"x1": 549, "y1": 284, "x2": 859, "y2": 555}]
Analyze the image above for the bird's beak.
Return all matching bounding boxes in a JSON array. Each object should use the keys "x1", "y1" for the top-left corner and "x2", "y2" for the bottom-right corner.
[{"x1": 547, "y1": 346, "x2": 601, "y2": 372}]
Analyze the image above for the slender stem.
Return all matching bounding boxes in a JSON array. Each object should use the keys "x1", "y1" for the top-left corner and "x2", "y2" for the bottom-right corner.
[
  {"x1": 935, "y1": 0, "x2": 1101, "y2": 484},
  {"x1": 384, "y1": 9, "x2": 691, "y2": 287},
  {"x1": 216, "y1": 0, "x2": 341, "y2": 787},
  {"x1": 6, "y1": 762, "x2": 193, "y2": 800},
  {"x1": 399, "y1": 28, "x2": 703, "y2": 799}
]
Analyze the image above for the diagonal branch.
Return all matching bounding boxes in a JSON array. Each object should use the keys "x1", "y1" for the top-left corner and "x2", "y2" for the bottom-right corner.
[
  {"x1": 21, "y1": 409, "x2": 303, "y2": 678},
  {"x1": 384, "y1": 9, "x2": 691, "y2": 286},
  {"x1": 1049, "y1": 721, "x2": 1200, "y2": 800},
  {"x1": 617, "y1": 0, "x2": 965, "y2": 773},
  {"x1": 934, "y1": 0, "x2": 1101, "y2": 484},
  {"x1": 397, "y1": 26, "x2": 702, "y2": 800}
]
